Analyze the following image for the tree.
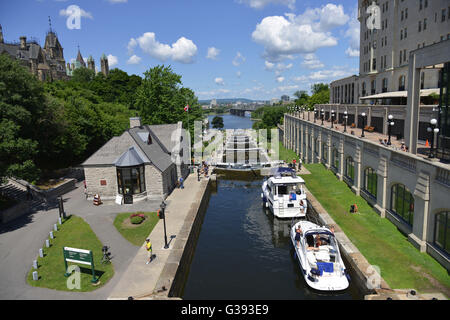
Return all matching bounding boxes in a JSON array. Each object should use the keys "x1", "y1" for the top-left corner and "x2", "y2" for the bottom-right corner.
[
  {"x1": 211, "y1": 116, "x2": 224, "y2": 129},
  {"x1": 293, "y1": 90, "x2": 310, "y2": 106},
  {"x1": 0, "y1": 54, "x2": 45, "y2": 182}
]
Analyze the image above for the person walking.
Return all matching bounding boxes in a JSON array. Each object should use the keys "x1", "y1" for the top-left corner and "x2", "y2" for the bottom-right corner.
[
  {"x1": 179, "y1": 177, "x2": 184, "y2": 189},
  {"x1": 145, "y1": 239, "x2": 153, "y2": 264}
]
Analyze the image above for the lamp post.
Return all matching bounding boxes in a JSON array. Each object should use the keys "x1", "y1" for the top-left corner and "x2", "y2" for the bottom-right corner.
[
  {"x1": 427, "y1": 118, "x2": 439, "y2": 159},
  {"x1": 159, "y1": 201, "x2": 169, "y2": 249},
  {"x1": 387, "y1": 114, "x2": 394, "y2": 145},
  {"x1": 361, "y1": 112, "x2": 366, "y2": 138},
  {"x1": 343, "y1": 111, "x2": 348, "y2": 133},
  {"x1": 321, "y1": 109, "x2": 324, "y2": 126},
  {"x1": 314, "y1": 108, "x2": 317, "y2": 123},
  {"x1": 331, "y1": 110, "x2": 335, "y2": 129}
]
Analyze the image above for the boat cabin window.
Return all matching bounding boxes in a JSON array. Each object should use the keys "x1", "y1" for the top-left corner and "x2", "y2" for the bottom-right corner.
[{"x1": 276, "y1": 183, "x2": 305, "y2": 195}]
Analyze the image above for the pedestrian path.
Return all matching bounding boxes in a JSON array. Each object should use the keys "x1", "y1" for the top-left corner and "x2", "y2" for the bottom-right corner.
[{"x1": 108, "y1": 174, "x2": 210, "y2": 299}]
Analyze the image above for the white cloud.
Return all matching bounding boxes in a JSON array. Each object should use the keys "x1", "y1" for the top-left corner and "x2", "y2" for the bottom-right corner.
[
  {"x1": 276, "y1": 76, "x2": 285, "y2": 83},
  {"x1": 237, "y1": 0, "x2": 296, "y2": 10},
  {"x1": 232, "y1": 52, "x2": 246, "y2": 66},
  {"x1": 127, "y1": 55, "x2": 141, "y2": 65},
  {"x1": 344, "y1": 6, "x2": 360, "y2": 58},
  {"x1": 127, "y1": 38, "x2": 137, "y2": 55},
  {"x1": 236, "y1": 71, "x2": 242, "y2": 78},
  {"x1": 206, "y1": 47, "x2": 220, "y2": 60},
  {"x1": 131, "y1": 32, "x2": 198, "y2": 64},
  {"x1": 108, "y1": 0, "x2": 128, "y2": 3},
  {"x1": 252, "y1": 4, "x2": 349, "y2": 62},
  {"x1": 215, "y1": 77, "x2": 225, "y2": 85},
  {"x1": 107, "y1": 54, "x2": 118, "y2": 67},
  {"x1": 301, "y1": 53, "x2": 324, "y2": 69},
  {"x1": 59, "y1": 5, "x2": 93, "y2": 20}
]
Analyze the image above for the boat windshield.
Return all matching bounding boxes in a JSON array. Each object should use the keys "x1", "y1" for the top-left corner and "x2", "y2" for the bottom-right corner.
[{"x1": 277, "y1": 183, "x2": 305, "y2": 195}]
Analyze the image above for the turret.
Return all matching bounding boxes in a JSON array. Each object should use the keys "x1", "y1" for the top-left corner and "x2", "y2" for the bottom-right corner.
[
  {"x1": 100, "y1": 53, "x2": 109, "y2": 76},
  {"x1": 0, "y1": 25, "x2": 4, "y2": 43},
  {"x1": 87, "y1": 55, "x2": 95, "y2": 71}
]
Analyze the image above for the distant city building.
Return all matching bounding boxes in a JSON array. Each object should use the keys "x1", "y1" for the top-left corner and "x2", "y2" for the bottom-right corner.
[
  {"x1": 281, "y1": 95, "x2": 290, "y2": 102},
  {"x1": 271, "y1": 98, "x2": 280, "y2": 105},
  {"x1": 210, "y1": 99, "x2": 217, "y2": 107}
]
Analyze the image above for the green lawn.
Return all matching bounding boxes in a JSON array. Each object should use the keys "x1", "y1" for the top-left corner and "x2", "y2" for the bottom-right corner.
[
  {"x1": 113, "y1": 212, "x2": 159, "y2": 246},
  {"x1": 27, "y1": 215, "x2": 114, "y2": 292},
  {"x1": 302, "y1": 163, "x2": 450, "y2": 296}
]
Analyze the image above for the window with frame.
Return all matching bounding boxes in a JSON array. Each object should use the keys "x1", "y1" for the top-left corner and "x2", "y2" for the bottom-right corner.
[
  {"x1": 390, "y1": 184, "x2": 414, "y2": 226},
  {"x1": 116, "y1": 166, "x2": 146, "y2": 195},
  {"x1": 434, "y1": 211, "x2": 450, "y2": 257},
  {"x1": 331, "y1": 148, "x2": 339, "y2": 170},
  {"x1": 345, "y1": 157, "x2": 355, "y2": 182},
  {"x1": 363, "y1": 167, "x2": 377, "y2": 199}
]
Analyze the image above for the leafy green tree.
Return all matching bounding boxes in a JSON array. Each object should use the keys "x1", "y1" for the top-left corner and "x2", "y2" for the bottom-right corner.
[
  {"x1": 211, "y1": 116, "x2": 224, "y2": 129},
  {"x1": 0, "y1": 54, "x2": 44, "y2": 182},
  {"x1": 71, "y1": 67, "x2": 96, "y2": 83}
]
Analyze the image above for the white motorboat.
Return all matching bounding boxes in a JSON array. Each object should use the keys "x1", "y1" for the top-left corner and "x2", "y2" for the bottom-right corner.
[
  {"x1": 290, "y1": 220, "x2": 350, "y2": 291},
  {"x1": 261, "y1": 167, "x2": 307, "y2": 219}
]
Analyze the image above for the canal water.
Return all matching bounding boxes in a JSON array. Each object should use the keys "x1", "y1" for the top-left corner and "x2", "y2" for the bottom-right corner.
[{"x1": 181, "y1": 114, "x2": 363, "y2": 300}]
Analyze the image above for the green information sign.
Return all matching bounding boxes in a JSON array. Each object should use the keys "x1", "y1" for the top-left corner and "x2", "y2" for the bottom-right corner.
[{"x1": 63, "y1": 247, "x2": 98, "y2": 283}]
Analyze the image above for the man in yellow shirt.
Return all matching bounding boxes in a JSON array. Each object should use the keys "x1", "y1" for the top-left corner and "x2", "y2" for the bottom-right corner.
[{"x1": 145, "y1": 239, "x2": 153, "y2": 264}]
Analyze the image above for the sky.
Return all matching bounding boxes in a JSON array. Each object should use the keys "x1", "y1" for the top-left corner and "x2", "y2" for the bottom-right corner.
[{"x1": 0, "y1": 0, "x2": 360, "y2": 101}]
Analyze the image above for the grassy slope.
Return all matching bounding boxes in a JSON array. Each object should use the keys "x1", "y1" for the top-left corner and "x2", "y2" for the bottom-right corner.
[
  {"x1": 27, "y1": 215, "x2": 114, "y2": 292},
  {"x1": 302, "y1": 164, "x2": 450, "y2": 295},
  {"x1": 113, "y1": 212, "x2": 159, "y2": 246}
]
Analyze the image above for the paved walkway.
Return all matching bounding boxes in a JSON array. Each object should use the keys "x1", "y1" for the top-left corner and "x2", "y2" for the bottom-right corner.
[
  {"x1": 0, "y1": 181, "x2": 162, "y2": 299},
  {"x1": 108, "y1": 174, "x2": 209, "y2": 299}
]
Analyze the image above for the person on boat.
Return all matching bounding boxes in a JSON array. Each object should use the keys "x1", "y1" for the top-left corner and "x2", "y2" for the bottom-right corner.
[
  {"x1": 295, "y1": 225, "x2": 303, "y2": 248},
  {"x1": 307, "y1": 235, "x2": 320, "y2": 251},
  {"x1": 299, "y1": 200, "x2": 306, "y2": 214}
]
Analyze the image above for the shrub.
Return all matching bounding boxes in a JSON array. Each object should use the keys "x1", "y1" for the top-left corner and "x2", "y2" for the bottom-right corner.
[{"x1": 130, "y1": 213, "x2": 145, "y2": 224}]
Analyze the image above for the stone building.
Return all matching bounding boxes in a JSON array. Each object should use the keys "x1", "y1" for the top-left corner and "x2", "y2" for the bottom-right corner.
[
  {"x1": 66, "y1": 48, "x2": 109, "y2": 77},
  {"x1": 330, "y1": 0, "x2": 449, "y2": 105},
  {"x1": 0, "y1": 23, "x2": 68, "y2": 81},
  {"x1": 82, "y1": 118, "x2": 189, "y2": 204}
]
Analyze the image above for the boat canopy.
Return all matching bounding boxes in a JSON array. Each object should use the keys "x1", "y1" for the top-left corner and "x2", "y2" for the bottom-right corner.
[{"x1": 271, "y1": 167, "x2": 296, "y2": 178}]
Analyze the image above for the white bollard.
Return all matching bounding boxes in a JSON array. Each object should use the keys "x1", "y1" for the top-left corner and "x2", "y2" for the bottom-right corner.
[
  {"x1": 54, "y1": 224, "x2": 58, "y2": 231},
  {"x1": 33, "y1": 260, "x2": 38, "y2": 270},
  {"x1": 45, "y1": 239, "x2": 50, "y2": 248},
  {"x1": 39, "y1": 248, "x2": 44, "y2": 258},
  {"x1": 32, "y1": 271, "x2": 38, "y2": 281},
  {"x1": 58, "y1": 217, "x2": 62, "y2": 225},
  {"x1": 49, "y1": 231, "x2": 54, "y2": 239}
]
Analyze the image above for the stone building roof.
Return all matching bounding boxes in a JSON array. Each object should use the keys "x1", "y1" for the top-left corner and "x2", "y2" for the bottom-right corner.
[{"x1": 82, "y1": 123, "x2": 179, "y2": 173}]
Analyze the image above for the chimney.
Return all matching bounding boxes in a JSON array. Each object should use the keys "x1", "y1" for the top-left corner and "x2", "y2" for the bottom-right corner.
[
  {"x1": 129, "y1": 117, "x2": 142, "y2": 128},
  {"x1": 20, "y1": 36, "x2": 27, "y2": 49}
]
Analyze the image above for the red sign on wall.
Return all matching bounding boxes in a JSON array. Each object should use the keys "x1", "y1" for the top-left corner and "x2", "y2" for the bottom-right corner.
[{"x1": 100, "y1": 180, "x2": 107, "y2": 186}]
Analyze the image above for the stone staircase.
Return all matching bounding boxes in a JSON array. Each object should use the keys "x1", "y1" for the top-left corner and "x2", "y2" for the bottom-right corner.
[{"x1": 0, "y1": 180, "x2": 43, "y2": 224}]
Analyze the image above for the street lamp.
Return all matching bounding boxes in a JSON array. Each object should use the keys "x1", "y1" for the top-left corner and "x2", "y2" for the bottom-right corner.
[
  {"x1": 427, "y1": 118, "x2": 439, "y2": 159},
  {"x1": 321, "y1": 109, "x2": 324, "y2": 126},
  {"x1": 159, "y1": 201, "x2": 169, "y2": 249},
  {"x1": 314, "y1": 108, "x2": 317, "y2": 123},
  {"x1": 361, "y1": 112, "x2": 367, "y2": 138},
  {"x1": 387, "y1": 114, "x2": 394, "y2": 145},
  {"x1": 331, "y1": 110, "x2": 335, "y2": 129},
  {"x1": 343, "y1": 111, "x2": 348, "y2": 133}
]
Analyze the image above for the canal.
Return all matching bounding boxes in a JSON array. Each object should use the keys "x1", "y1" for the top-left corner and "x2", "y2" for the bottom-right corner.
[{"x1": 181, "y1": 114, "x2": 363, "y2": 300}]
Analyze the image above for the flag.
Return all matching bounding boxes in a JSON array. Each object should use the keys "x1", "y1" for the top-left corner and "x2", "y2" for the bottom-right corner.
[{"x1": 184, "y1": 104, "x2": 189, "y2": 112}]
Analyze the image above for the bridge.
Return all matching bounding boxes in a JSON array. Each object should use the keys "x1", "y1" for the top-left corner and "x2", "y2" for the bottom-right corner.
[{"x1": 229, "y1": 105, "x2": 261, "y2": 116}]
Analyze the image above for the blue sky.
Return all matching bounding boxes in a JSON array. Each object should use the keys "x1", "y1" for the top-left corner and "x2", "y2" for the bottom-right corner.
[{"x1": 0, "y1": 0, "x2": 360, "y2": 101}]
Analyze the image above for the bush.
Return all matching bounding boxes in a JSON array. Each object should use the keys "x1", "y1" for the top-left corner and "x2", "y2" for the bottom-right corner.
[{"x1": 130, "y1": 213, "x2": 145, "y2": 224}]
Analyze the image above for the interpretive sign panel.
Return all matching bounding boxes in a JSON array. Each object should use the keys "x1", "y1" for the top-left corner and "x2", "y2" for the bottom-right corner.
[{"x1": 63, "y1": 247, "x2": 98, "y2": 283}]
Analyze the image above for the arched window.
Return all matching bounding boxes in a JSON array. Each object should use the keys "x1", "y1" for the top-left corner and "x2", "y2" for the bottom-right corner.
[
  {"x1": 345, "y1": 157, "x2": 355, "y2": 182},
  {"x1": 332, "y1": 148, "x2": 339, "y2": 170},
  {"x1": 390, "y1": 183, "x2": 414, "y2": 226},
  {"x1": 322, "y1": 143, "x2": 328, "y2": 163},
  {"x1": 382, "y1": 78, "x2": 388, "y2": 92},
  {"x1": 363, "y1": 167, "x2": 378, "y2": 199},
  {"x1": 434, "y1": 211, "x2": 450, "y2": 257},
  {"x1": 398, "y1": 75, "x2": 406, "y2": 91}
]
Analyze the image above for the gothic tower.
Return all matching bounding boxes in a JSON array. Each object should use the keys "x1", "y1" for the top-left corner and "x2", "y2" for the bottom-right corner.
[
  {"x1": 76, "y1": 46, "x2": 86, "y2": 68},
  {"x1": 0, "y1": 25, "x2": 4, "y2": 44},
  {"x1": 87, "y1": 55, "x2": 95, "y2": 72},
  {"x1": 100, "y1": 54, "x2": 109, "y2": 76}
]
